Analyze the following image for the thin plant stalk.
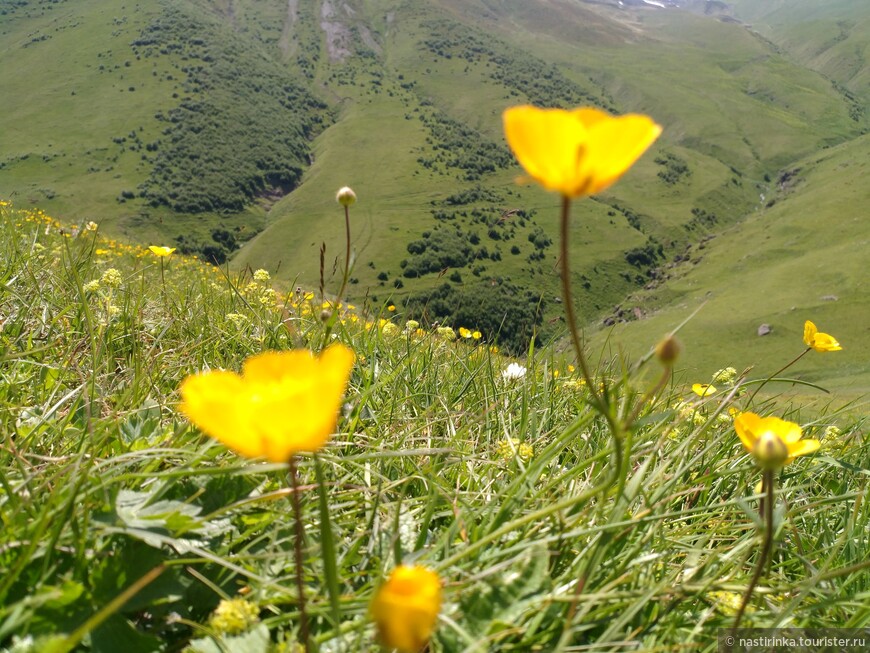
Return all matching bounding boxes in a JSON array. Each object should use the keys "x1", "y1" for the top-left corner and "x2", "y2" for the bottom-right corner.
[
  {"x1": 288, "y1": 456, "x2": 311, "y2": 651},
  {"x1": 557, "y1": 195, "x2": 626, "y2": 482},
  {"x1": 557, "y1": 195, "x2": 636, "y2": 645},
  {"x1": 322, "y1": 204, "x2": 352, "y2": 347},
  {"x1": 733, "y1": 468, "x2": 775, "y2": 629},
  {"x1": 558, "y1": 196, "x2": 596, "y2": 398},
  {"x1": 746, "y1": 348, "x2": 811, "y2": 404}
]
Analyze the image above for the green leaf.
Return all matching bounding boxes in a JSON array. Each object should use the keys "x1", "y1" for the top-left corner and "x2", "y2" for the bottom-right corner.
[
  {"x1": 186, "y1": 624, "x2": 271, "y2": 653},
  {"x1": 89, "y1": 615, "x2": 163, "y2": 653}
]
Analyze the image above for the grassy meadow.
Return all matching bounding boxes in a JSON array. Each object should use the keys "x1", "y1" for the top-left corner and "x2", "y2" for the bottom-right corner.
[
  {"x1": 1, "y1": 199, "x2": 868, "y2": 652},
  {"x1": 2, "y1": 1, "x2": 870, "y2": 649}
]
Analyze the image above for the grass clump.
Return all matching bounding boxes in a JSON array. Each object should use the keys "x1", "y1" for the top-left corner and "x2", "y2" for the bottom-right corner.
[{"x1": 0, "y1": 194, "x2": 867, "y2": 653}]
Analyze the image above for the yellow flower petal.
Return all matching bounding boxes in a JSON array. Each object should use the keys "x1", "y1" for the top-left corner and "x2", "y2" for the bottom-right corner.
[
  {"x1": 803, "y1": 320, "x2": 817, "y2": 347},
  {"x1": 180, "y1": 371, "x2": 265, "y2": 459},
  {"x1": 733, "y1": 412, "x2": 818, "y2": 470},
  {"x1": 503, "y1": 105, "x2": 662, "y2": 198},
  {"x1": 180, "y1": 345, "x2": 355, "y2": 463},
  {"x1": 692, "y1": 383, "x2": 716, "y2": 397},
  {"x1": 148, "y1": 245, "x2": 176, "y2": 257},
  {"x1": 370, "y1": 565, "x2": 441, "y2": 653},
  {"x1": 733, "y1": 412, "x2": 760, "y2": 453},
  {"x1": 577, "y1": 110, "x2": 665, "y2": 195},
  {"x1": 785, "y1": 438, "x2": 820, "y2": 463},
  {"x1": 803, "y1": 320, "x2": 842, "y2": 352},
  {"x1": 811, "y1": 332, "x2": 842, "y2": 352}
]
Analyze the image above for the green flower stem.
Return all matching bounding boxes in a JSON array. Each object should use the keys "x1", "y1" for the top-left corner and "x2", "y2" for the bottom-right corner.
[
  {"x1": 733, "y1": 468, "x2": 775, "y2": 629},
  {"x1": 746, "y1": 347, "x2": 811, "y2": 405},
  {"x1": 321, "y1": 204, "x2": 352, "y2": 348},
  {"x1": 558, "y1": 196, "x2": 596, "y2": 401},
  {"x1": 558, "y1": 195, "x2": 631, "y2": 499},
  {"x1": 315, "y1": 455, "x2": 342, "y2": 633},
  {"x1": 558, "y1": 194, "x2": 633, "y2": 641},
  {"x1": 626, "y1": 365, "x2": 672, "y2": 428},
  {"x1": 288, "y1": 456, "x2": 311, "y2": 652},
  {"x1": 558, "y1": 195, "x2": 623, "y2": 438}
]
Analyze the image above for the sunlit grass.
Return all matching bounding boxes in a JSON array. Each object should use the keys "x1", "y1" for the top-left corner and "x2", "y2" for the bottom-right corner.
[{"x1": 0, "y1": 200, "x2": 867, "y2": 652}]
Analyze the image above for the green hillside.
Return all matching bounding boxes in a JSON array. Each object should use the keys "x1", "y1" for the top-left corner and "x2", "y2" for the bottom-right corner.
[
  {"x1": 588, "y1": 132, "x2": 870, "y2": 399},
  {"x1": 730, "y1": 0, "x2": 869, "y2": 108},
  {"x1": 1, "y1": 0, "x2": 867, "y2": 357}
]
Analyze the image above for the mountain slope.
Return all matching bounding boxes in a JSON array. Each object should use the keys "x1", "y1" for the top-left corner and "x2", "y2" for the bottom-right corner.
[
  {"x1": 589, "y1": 132, "x2": 870, "y2": 398},
  {"x1": 1, "y1": 0, "x2": 867, "y2": 356}
]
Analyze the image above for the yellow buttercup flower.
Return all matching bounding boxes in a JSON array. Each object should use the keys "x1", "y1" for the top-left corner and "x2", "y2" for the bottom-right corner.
[
  {"x1": 370, "y1": 565, "x2": 441, "y2": 653},
  {"x1": 180, "y1": 345, "x2": 354, "y2": 463},
  {"x1": 148, "y1": 245, "x2": 176, "y2": 257},
  {"x1": 502, "y1": 105, "x2": 662, "y2": 197},
  {"x1": 803, "y1": 320, "x2": 842, "y2": 352},
  {"x1": 733, "y1": 412, "x2": 820, "y2": 470},
  {"x1": 691, "y1": 383, "x2": 716, "y2": 397}
]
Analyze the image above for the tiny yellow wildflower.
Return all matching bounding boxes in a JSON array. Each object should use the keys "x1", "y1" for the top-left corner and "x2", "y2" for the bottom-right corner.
[
  {"x1": 208, "y1": 598, "x2": 260, "y2": 635},
  {"x1": 497, "y1": 438, "x2": 534, "y2": 462},
  {"x1": 436, "y1": 326, "x2": 456, "y2": 341},
  {"x1": 148, "y1": 245, "x2": 176, "y2": 257},
  {"x1": 100, "y1": 268, "x2": 122, "y2": 288},
  {"x1": 803, "y1": 320, "x2": 842, "y2": 352},
  {"x1": 712, "y1": 367, "x2": 737, "y2": 385},
  {"x1": 381, "y1": 322, "x2": 400, "y2": 337},
  {"x1": 691, "y1": 383, "x2": 716, "y2": 397}
]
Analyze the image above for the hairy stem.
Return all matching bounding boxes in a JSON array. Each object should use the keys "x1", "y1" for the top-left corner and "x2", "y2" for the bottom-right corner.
[
  {"x1": 734, "y1": 469, "x2": 775, "y2": 629},
  {"x1": 747, "y1": 348, "x2": 811, "y2": 405},
  {"x1": 288, "y1": 457, "x2": 311, "y2": 651}
]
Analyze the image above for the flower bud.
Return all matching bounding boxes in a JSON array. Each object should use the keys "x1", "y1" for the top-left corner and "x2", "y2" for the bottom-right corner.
[
  {"x1": 753, "y1": 431, "x2": 789, "y2": 470},
  {"x1": 655, "y1": 335, "x2": 681, "y2": 366},
  {"x1": 370, "y1": 565, "x2": 441, "y2": 653},
  {"x1": 336, "y1": 186, "x2": 357, "y2": 207}
]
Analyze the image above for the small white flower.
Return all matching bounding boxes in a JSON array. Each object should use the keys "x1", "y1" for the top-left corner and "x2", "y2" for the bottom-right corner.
[{"x1": 502, "y1": 363, "x2": 527, "y2": 380}]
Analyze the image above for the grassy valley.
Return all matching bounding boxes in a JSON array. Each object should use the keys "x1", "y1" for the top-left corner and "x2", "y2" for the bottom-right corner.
[
  {"x1": 1, "y1": 0, "x2": 867, "y2": 361},
  {"x1": 588, "y1": 131, "x2": 870, "y2": 398},
  {"x1": 1, "y1": 2, "x2": 870, "y2": 650}
]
